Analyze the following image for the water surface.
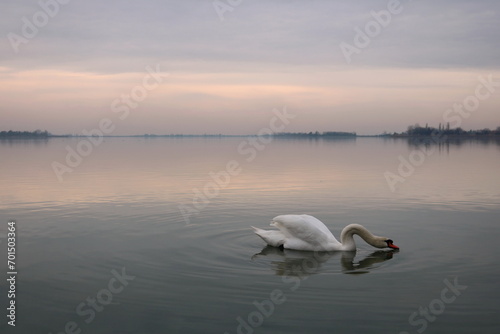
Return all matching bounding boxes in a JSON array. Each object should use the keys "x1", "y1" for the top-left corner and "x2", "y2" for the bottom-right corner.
[{"x1": 1, "y1": 137, "x2": 499, "y2": 333}]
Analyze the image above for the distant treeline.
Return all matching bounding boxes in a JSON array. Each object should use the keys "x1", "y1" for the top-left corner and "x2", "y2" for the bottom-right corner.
[
  {"x1": 0, "y1": 130, "x2": 51, "y2": 138},
  {"x1": 4, "y1": 126, "x2": 498, "y2": 139},
  {"x1": 0, "y1": 130, "x2": 357, "y2": 138},
  {"x1": 142, "y1": 131, "x2": 357, "y2": 138},
  {"x1": 389, "y1": 124, "x2": 500, "y2": 137},
  {"x1": 274, "y1": 131, "x2": 356, "y2": 138}
]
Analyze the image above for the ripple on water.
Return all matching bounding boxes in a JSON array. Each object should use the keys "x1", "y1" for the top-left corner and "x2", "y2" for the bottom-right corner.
[
  {"x1": 168, "y1": 221, "x2": 404, "y2": 279},
  {"x1": 172, "y1": 224, "x2": 260, "y2": 278}
]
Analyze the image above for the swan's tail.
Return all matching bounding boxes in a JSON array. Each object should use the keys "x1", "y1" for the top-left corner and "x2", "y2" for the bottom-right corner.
[{"x1": 251, "y1": 226, "x2": 285, "y2": 248}]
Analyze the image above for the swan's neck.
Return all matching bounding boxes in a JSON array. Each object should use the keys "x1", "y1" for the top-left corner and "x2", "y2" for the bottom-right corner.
[{"x1": 340, "y1": 224, "x2": 379, "y2": 251}]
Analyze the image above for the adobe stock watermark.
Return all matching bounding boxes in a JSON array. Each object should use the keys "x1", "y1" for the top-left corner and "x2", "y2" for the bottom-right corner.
[
  {"x1": 7, "y1": 0, "x2": 72, "y2": 54},
  {"x1": 224, "y1": 250, "x2": 329, "y2": 334},
  {"x1": 48, "y1": 267, "x2": 135, "y2": 334},
  {"x1": 212, "y1": 0, "x2": 245, "y2": 21},
  {"x1": 178, "y1": 106, "x2": 295, "y2": 225},
  {"x1": 51, "y1": 64, "x2": 169, "y2": 182},
  {"x1": 385, "y1": 74, "x2": 500, "y2": 192},
  {"x1": 399, "y1": 277, "x2": 467, "y2": 334},
  {"x1": 339, "y1": 0, "x2": 414, "y2": 64}
]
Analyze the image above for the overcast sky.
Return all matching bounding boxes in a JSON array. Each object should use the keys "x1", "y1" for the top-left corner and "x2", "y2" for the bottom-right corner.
[{"x1": 1, "y1": 0, "x2": 499, "y2": 135}]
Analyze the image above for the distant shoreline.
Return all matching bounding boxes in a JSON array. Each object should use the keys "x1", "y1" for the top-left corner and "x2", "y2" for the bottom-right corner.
[{"x1": 1, "y1": 127, "x2": 499, "y2": 139}]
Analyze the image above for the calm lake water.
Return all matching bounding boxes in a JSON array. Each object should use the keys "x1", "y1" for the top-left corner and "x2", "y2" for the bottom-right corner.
[{"x1": 1, "y1": 136, "x2": 499, "y2": 334}]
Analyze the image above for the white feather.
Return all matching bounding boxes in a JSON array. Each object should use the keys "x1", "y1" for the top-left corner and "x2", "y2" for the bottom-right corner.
[{"x1": 252, "y1": 214, "x2": 398, "y2": 251}]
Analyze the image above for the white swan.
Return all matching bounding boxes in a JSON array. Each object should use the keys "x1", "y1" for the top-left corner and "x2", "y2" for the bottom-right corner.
[{"x1": 252, "y1": 214, "x2": 399, "y2": 251}]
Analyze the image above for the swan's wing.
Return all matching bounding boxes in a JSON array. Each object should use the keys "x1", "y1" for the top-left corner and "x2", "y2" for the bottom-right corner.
[
  {"x1": 271, "y1": 214, "x2": 340, "y2": 248},
  {"x1": 298, "y1": 215, "x2": 337, "y2": 240}
]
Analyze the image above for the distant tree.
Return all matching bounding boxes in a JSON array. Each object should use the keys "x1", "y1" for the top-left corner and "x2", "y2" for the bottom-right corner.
[
  {"x1": 407, "y1": 125, "x2": 414, "y2": 135},
  {"x1": 0, "y1": 129, "x2": 50, "y2": 138}
]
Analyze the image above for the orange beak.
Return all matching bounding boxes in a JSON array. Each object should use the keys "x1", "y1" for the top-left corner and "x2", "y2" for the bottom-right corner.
[{"x1": 388, "y1": 243, "x2": 399, "y2": 250}]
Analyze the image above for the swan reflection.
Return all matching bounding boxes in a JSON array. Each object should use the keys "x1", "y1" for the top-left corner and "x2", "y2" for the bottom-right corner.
[{"x1": 252, "y1": 246, "x2": 398, "y2": 276}]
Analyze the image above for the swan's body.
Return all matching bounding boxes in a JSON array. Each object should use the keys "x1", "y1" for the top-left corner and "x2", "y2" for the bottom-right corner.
[{"x1": 252, "y1": 214, "x2": 399, "y2": 251}]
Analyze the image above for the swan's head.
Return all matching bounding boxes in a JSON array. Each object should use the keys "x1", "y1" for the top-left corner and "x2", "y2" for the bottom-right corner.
[
  {"x1": 383, "y1": 238, "x2": 399, "y2": 250},
  {"x1": 369, "y1": 236, "x2": 399, "y2": 249},
  {"x1": 342, "y1": 224, "x2": 400, "y2": 250}
]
